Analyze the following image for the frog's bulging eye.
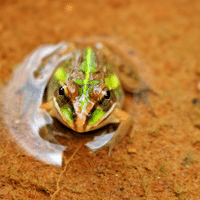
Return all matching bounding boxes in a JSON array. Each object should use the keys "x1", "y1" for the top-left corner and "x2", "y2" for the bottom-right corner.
[
  {"x1": 99, "y1": 88, "x2": 112, "y2": 110},
  {"x1": 57, "y1": 86, "x2": 69, "y2": 105},
  {"x1": 104, "y1": 90, "x2": 111, "y2": 99},
  {"x1": 58, "y1": 87, "x2": 65, "y2": 95}
]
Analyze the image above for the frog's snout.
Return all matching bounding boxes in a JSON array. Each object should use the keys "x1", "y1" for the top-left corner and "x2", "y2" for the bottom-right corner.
[{"x1": 75, "y1": 112, "x2": 87, "y2": 133}]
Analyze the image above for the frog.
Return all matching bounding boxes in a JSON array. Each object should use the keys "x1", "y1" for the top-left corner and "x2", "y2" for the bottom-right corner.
[
  {"x1": 39, "y1": 39, "x2": 155, "y2": 153},
  {"x1": 2, "y1": 38, "x2": 155, "y2": 165}
]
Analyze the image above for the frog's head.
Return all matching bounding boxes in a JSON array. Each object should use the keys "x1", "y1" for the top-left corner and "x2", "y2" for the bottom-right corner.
[
  {"x1": 52, "y1": 47, "x2": 120, "y2": 133},
  {"x1": 53, "y1": 81, "x2": 117, "y2": 132}
]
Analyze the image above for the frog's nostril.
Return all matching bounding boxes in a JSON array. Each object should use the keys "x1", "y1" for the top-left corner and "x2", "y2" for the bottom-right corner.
[
  {"x1": 87, "y1": 112, "x2": 92, "y2": 120},
  {"x1": 72, "y1": 111, "x2": 77, "y2": 121}
]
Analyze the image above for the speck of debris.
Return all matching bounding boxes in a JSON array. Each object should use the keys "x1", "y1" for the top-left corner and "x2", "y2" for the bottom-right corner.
[{"x1": 127, "y1": 148, "x2": 137, "y2": 154}]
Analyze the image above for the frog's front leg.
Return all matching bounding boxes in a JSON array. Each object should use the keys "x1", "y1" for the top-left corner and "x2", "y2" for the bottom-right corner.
[
  {"x1": 39, "y1": 102, "x2": 72, "y2": 144},
  {"x1": 105, "y1": 108, "x2": 133, "y2": 155}
]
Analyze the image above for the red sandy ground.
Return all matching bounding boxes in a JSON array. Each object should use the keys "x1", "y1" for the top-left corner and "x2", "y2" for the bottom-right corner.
[{"x1": 0, "y1": 0, "x2": 200, "y2": 199}]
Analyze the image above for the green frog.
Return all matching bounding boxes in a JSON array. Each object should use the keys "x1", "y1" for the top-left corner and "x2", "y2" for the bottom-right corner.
[{"x1": 3, "y1": 38, "x2": 154, "y2": 164}]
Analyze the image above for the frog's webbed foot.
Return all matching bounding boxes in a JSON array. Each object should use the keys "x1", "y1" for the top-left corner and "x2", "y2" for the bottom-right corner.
[
  {"x1": 106, "y1": 109, "x2": 133, "y2": 155},
  {"x1": 39, "y1": 122, "x2": 72, "y2": 145},
  {"x1": 133, "y1": 88, "x2": 157, "y2": 116},
  {"x1": 86, "y1": 108, "x2": 133, "y2": 155},
  {"x1": 39, "y1": 124, "x2": 62, "y2": 145}
]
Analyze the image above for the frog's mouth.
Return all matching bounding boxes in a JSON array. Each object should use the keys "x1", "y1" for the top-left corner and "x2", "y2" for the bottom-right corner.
[
  {"x1": 53, "y1": 96, "x2": 117, "y2": 133},
  {"x1": 78, "y1": 103, "x2": 117, "y2": 133}
]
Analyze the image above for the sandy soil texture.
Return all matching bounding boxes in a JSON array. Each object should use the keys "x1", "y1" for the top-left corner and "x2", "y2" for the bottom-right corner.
[{"x1": 0, "y1": 0, "x2": 200, "y2": 199}]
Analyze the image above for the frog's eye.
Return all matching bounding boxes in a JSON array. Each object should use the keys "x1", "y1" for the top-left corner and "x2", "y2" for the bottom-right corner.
[
  {"x1": 98, "y1": 88, "x2": 112, "y2": 110},
  {"x1": 58, "y1": 87, "x2": 65, "y2": 95},
  {"x1": 57, "y1": 86, "x2": 69, "y2": 105},
  {"x1": 103, "y1": 90, "x2": 111, "y2": 99}
]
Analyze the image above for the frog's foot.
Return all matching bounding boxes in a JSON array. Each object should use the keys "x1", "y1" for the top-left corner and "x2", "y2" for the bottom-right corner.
[
  {"x1": 105, "y1": 108, "x2": 133, "y2": 155},
  {"x1": 39, "y1": 124, "x2": 64, "y2": 145},
  {"x1": 133, "y1": 88, "x2": 157, "y2": 116},
  {"x1": 40, "y1": 101, "x2": 54, "y2": 112},
  {"x1": 85, "y1": 109, "x2": 132, "y2": 155}
]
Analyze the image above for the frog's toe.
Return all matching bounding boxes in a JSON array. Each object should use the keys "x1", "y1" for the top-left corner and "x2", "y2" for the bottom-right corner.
[
  {"x1": 39, "y1": 125, "x2": 63, "y2": 145},
  {"x1": 85, "y1": 130, "x2": 115, "y2": 153},
  {"x1": 133, "y1": 88, "x2": 156, "y2": 116},
  {"x1": 108, "y1": 143, "x2": 115, "y2": 156}
]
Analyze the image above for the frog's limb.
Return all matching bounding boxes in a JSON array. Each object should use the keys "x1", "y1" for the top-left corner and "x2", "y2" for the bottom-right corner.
[
  {"x1": 40, "y1": 101, "x2": 63, "y2": 121},
  {"x1": 40, "y1": 101, "x2": 61, "y2": 123},
  {"x1": 39, "y1": 124, "x2": 63, "y2": 144},
  {"x1": 40, "y1": 101, "x2": 54, "y2": 111},
  {"x1": 40, "y1": 101, "x2": 70, "y2": 128},
  {"x1": 39, "y1": 102, "x2": 72, "y2": 144},
  {"x1": 105, "y1": 108, "x2": 133, "y2": 155},
  {"x1": 133, "y1": 88, "x2": 156, "y2": 116}
]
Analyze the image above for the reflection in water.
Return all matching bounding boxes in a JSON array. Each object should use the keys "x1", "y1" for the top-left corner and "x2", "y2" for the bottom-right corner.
[{"x1": 1, "y1": 42, "x2": 117, "y2": 166}]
